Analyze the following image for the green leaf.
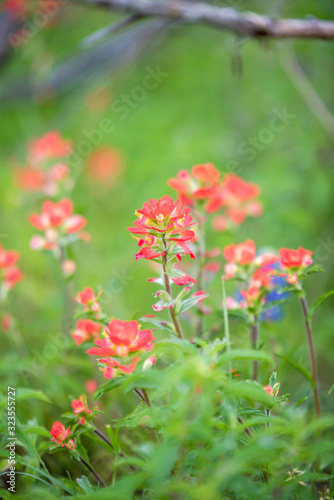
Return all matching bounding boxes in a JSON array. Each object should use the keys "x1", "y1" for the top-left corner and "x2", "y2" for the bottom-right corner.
[
  {"x1": 154, "y1": 338, "x2": 197, "y2": 356},
  {"x1": 123, "y1": 371, "x2": 163, "y2": 393},
  {"x1": 309, "y1": 290, "x2": 334, "y2": 317},
  {"x1": 95, "y1": 377, "x2": 125, "y2": 400},
  {"x1": 328, "y1": 384, "x2": 334, "y2": 395},
  {"x1": 218, "y1": 349, "x2": 273, "y2": 367},
  {"x1": 269, "y1": 372, "x2": 278, "y2": 387},
  {"x1": 303, "y1": 265, "x2": 325, "y2": 276},
  {"x1": 76, "y1": 475, "x2": 94, "y2": 493},
  {"x1": 292, "y1": 396, "x2": 308, "y2": 409},
  {"x1": 275, "y1": 353, "x2": 315, "y2": 388},
  {"x1": 223, "y1": 382, "x2": 274, "y2": 406},
  {"x1": 16, "y1": 388, "x2": 51, "y2": 403},
  {"x1": 139, "y1": 316, "x2": 175, "y2": 334},
  {"x1": 21, "y1": 425, "x2": 50, "y2": 437},
  {"x1": 179, "y1": 293, "x2": 209, "y2": 314}
]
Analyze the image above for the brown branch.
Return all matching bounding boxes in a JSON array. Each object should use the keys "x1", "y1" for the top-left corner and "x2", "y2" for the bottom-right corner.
[
  {"x1": 75, "y1": 0, "x2": 334, "y2": 40},
  {"x1": 278, "y1": 44, "x2": 334, "y2": 140}
]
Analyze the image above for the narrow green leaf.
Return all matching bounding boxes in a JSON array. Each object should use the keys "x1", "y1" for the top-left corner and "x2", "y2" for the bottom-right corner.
[
  {"x1": 218, "y1": 349, "x2": 273, "y2": 367},
  {"x1": 275, "y1": 353, "x2": 315, "y2": 388},
  {"x1": 95, "y1": 377, "x2": 124, "y2": 400},
  {"x1": 16, "y1": 388, "x2": 51, "y2": 403},
  {"x1": 309, "y1": 290, "x2": 334, "y2": 317},
  {"x1": 293, "y1": 396, "x2": 308, "y2": 409}
]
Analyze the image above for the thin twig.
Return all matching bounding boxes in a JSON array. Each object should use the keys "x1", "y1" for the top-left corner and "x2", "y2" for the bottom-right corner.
[
  {"x1": 278, "y1": 45, "x2": 334, "y2": 141},
  {"x1": 80, "y1": 457, "x2": 105, "y2": 487},
  {"x1": 81, "y1": 14, "x2": 142, "y2": 46},
  {"x1": 74, "y1": 0, "x2": 334, "y2": 40},
  {"x1": 94, "y1": 428, "x2": 114, "y2": 449},
  {"x1": 134, "y1": 388, "x2": 145, "y2": 402}
]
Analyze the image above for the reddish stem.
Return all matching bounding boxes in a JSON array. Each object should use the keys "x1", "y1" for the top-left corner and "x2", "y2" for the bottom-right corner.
[
  {"x1": 300, "y1": 295, "x2": 321, "y2": 418},
  {"x1": 80, "y1": 457, "x2": 105, "y2": 487}
]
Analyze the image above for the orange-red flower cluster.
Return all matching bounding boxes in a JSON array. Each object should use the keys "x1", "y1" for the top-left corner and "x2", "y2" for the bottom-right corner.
[
  {"x1": 75, "y1": 287, "x2": 101, "y2": 313},
  {"x1": 223, "y1": 239, "x2": 278, "y2": 309},
  {"x1": 87, "y1": 147, "x2": 124, "y2": 186},
  {"x1": 29, "y1": 199, "x2": 89, "y2": 251},
  {"x1": 72, "y1": 319, "x2": 102, "y2": 346},
  {"x1": 15, "y1": 131, "x2": 73, "y2": 196},
  {"x1": 277, "y1": 247, "x2": 313, "y2": 286},
  {"x1": 71, "y1": 395, "x2": 92, "y2": 425},
  {"x1": 87, "y1": 319, "x2": 155, "y2": 379},
  {"x1": 128, "y1": 195, "x2": 196, "y2": 261},
  {"x1": 0, "y1": 244, "x2": 24, "y2": 294},
  {"x1": 168, "y1": 164, "x2": 263, "y2": 229},
  {"x1": 50, "y1": 422, "x2": 75, "y2": 450}
]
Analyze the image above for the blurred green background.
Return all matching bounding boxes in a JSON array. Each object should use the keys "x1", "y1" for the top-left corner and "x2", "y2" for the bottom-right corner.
[{"x1": 1, "y1": 0, "x2": 334, "y2": 468}]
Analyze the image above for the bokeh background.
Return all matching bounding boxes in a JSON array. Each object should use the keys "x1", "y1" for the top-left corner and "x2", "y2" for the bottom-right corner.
[{"x1": 1, "y1": 0, "x2": 334, "y2": 480}]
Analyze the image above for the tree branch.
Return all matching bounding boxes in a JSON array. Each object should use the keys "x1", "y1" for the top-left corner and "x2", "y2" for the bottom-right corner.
[{"x1": 74, "y1": 0, "x2": 334, "y2": 40}]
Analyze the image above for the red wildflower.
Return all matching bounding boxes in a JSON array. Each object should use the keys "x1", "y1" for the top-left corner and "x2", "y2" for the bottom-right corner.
[
  {"x1": 50, "y1": 421, "x2": 75, "y2": 449},
  {"x1": 224, "y1": 296, "x2": 246, "y2": 310},
  {"x1": 71, "y1": 395, "x2": 92, "y2": 424},
  {"x1": 28, "y1": 131, "x2": 72, "y2": 164},
  {"x1": 286, "y1": 273, "x2": 298, "y2": 285},
  {"x1": 212, "y1": 214, "x2": 228, "y2": 232},
  {"x1": 87, "y1": 320, "x2": 155, "y2": 359},
  {"x1": 85, "y1": 379, "x2": 98, "y2": 394},
  {"x1": 4, "y1": 267, "x2": 24, "y2": 290},
  {"x1": 75, "y1": 287, "x2": 101, "y2": 313},
  {"x1": 136, "y1": 247, "x2": 165, "y2": 261},
  {"x1": 72, "y1": 319, "x2": 102, "y2": 346},
  {"x1": 87, "y1": 147, "x2": 123, "y2": 185},
  {"x1": 223, "y1": 240, "x2": 256, "y2": 265},
  {"x1": 15, "y1": 164, "x2": 70, "y2": 196},
  {"x1": 29, "y1": 199, "x2": 88, "y2": 250},
  {"x1": 61, "y1": 259, "x2": 76, "y2": 277},
  {"x1": 29, "y1": 199, "x2": 85, "y2": 232},
  {"x1": 1, "y1": 313, "x2": 13, "y2": 333},
  {"x1": 204, "y1": 262, "x2": 221, "y2": 274},
  {"x1": 279, "y1": 247, "x2": 313, "y2": 269},
  {"x1": 87, "y1": 320, "x2": 155, "y2": 379},
  {"x1": 171, "y1": 273, "x2": 196, "y2": 286},
  {"x1": 240, "y1": 285, "x2": 260, "y2": 305},
  {"x1": 207, "y1": 174, "x2": 261, "y2": 214},
  {"x1": 128, "y1": 195, "x2": 196, "y2": 240},
  {"x1": 100, "y1": 357, "x2": 140, "y2": 379},
  {"x1": 0, "y1": 246, "x2": 20, "y2": 269},
  {"x1": 168, "y1": 164, "x2": 220, "y2": 205},
  {"x1": 263, "y1": 385, "x2": 274, "y2": 397},
  {"x1": 14, "y1": 167, "x2": 45, "y2": 192},
  {"x1": 251, "y1": 267, "x2": 273, "y2": 289}
]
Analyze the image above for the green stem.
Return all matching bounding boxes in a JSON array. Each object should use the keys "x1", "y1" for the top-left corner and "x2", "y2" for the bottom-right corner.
[
  {"x1": 251, "y1": 316, "x2": 259, "y2": 381},
  {"x1": 195, "y1": 214, "x2": 206, "y2": 336},
  {"x1": 222, "y1": 278, "x2": 232, "y2": 378},
  {"x1": 162, "y1": 236, "x2": 183, "y2": 339},
  {"x1": 300, "y1": 294, "x2": 321, "y2": 418},
  {"x1": 58, "y1": 245, "x2": 75, "y2": 333}
]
